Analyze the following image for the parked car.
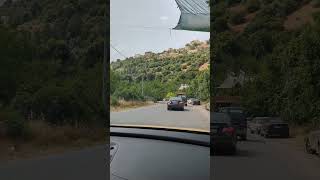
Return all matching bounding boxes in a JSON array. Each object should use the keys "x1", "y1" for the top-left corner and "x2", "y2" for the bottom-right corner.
[
  {"x1": 218, "y1": 107, "x2": 247, "y2": 140},
  {"x1": 260, "y1": 118, "x2": 290, "y2": 138},
  {"x1": 211, "y1": 112, "x2": 237, "y2": 154},
  {"x1": 305, "y1": 130, "x2": 320, "y2": 156},
  {"x1": 249, "y1": 117, "x2": 273, "y2": 134},
  {"x1": 167, "y1": 97, "x2": 185, "y2": 111},
  {"x1": 188, "y1": 98, "x2": 201, "y2": 105}
]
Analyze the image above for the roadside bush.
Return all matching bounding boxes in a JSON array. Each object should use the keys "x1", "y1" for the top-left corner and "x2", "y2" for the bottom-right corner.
[
  {"x1": 0, "y1": 109, "x2": 28, "y2": 138},
  {"x1": 111, "y1": 96, "x2": 119, "y2": 106},
  {"x1": 312, "y1": 0, "x2": 320, "y2": 7},
  {"x1": 166, "y1": 92, "x2": 175, "y2": 99},
  {"x1": 212, "y1": 17, "x2": 229, "y2": 33},
  {"x1": 312, "y1": 11, "x2": 320, "y2": 24},
  {"x1": 246, "y1": 0, "x2": 261, "y2": 13},
  {"x1": 229, "y1": 11, "x2": 246, "y2": 25}
]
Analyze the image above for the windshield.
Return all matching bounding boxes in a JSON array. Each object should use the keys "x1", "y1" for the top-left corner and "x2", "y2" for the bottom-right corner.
[
  {"x1": 110, "y1": 0, "x2": 210, "y2": 132},
  {"x1": 170, "y1": 97, "x2": 182, "y2": 101}
]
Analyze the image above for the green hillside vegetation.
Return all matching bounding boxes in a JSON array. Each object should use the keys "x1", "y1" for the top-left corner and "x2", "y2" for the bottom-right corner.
[
  {"x1": 111, "y1": 40, "x2": 210, "y2": 103},
  {"x1": 0, "y1": 0, "x2": 105, "y2": 140},
  {"x1": 212, "y1": 0, "x2": 320, "y2": 126}
]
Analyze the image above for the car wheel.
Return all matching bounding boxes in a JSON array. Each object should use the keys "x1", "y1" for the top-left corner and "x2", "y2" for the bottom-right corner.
[{"x1": 167, "y1": 107, "x2": 170, "y2": 111}]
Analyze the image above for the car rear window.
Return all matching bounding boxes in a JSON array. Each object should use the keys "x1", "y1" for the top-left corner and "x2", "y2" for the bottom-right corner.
[
  {"x1": 229, "y1": 113, "x2": 246, "y2": 121},
  {"x1": 211, "y1": 113, "x2": 231, "y2": 124}
]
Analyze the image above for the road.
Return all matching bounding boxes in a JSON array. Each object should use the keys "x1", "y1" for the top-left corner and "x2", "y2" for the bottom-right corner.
[
  {"x1": 212, "y1": 133, "x2": 320, "y2": 180},
  {"x1": 0, "y1": 145, "x2": 107, "y2": 180},
  {"x1": 111, "y1": 103, "x2": 210, "y2": 131}
]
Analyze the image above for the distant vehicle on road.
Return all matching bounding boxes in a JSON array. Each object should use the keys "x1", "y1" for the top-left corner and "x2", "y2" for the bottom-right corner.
[
  {"x1": 260, "y1": 118, "x2": 290, "y2": 138},
  {"x1": 188, "y1": 98, "x2": 201, "y2": 105},
  {"x1": 249, "y1": 117, "x2": 273, "y2": 134},
  {"x1": 211, "y1": 112, "x2": 237, "y2": 155},
  {"x1": 305, "y1": 130, "x2": 320, "y2": 156},
  {"x1": 218, "y1": 107, "x2": 247, "y2": 140},
  {"x1": 167, "y1": 97, "x2": 185, "y2": 111}
]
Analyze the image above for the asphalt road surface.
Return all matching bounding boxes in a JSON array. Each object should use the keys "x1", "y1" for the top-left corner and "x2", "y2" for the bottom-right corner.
[
  {"x1": 212, "y1": 133, "x2": 320, "y2": 180},
  {"x1": 111, "y1": 103, "x2": 209, "y2": 131},
  {"x1": 0, "y1": 145, "x2": 107, "y2": 180}
]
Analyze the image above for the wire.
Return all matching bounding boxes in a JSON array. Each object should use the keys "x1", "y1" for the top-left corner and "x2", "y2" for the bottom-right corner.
[{"x1": 110, "y1": 44, "x2": 128, "y2": 59}]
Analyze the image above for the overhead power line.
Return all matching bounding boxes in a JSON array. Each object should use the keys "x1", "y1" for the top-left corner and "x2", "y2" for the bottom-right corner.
[{"x1": 110, "y1": 44, "x2": 128, "y2": 59}]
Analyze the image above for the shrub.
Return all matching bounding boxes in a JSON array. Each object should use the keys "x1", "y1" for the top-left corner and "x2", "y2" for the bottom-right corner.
[
  {"x1": 246, "y1": 0, "x2": 261, "y2": 13},
  {"x1": 229, "y1": 11, "x2": 246, "y2": 25},
  {"x1": 212, "y1": 17, "x2": 229, "y2": 33},
  {"x1": 166, "y1": 92, "x2": 175, "y2": 99},
  {"x1": 111, "y1": 96, "x2": 119, "y2": 106},
  {"x1": 312, "y1": 11, "x2": 320, "y2": 24},
  {"x1": 0, "y1": 109, "x2": 28, "y2": 138},
  {"x1": 312, "y1": 0, "x2": 320, "y2": 7}
]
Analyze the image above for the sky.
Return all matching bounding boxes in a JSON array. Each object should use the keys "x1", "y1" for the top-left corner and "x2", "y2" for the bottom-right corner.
[{"x1": 110, "y1": 0, "x2": 210, "y2": 62}]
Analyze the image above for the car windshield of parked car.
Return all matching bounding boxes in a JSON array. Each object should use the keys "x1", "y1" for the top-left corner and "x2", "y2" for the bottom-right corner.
[{"x1": 110, "y1": 0, "x2": 209, "y2": 132}]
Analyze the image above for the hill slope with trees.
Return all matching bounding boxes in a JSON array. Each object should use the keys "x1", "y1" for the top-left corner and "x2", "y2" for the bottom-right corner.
[
  {"x1": 212, "y1": 0, "x2": 320, "y2": 126},
  {"x1": 111, "y1": 40, "x2": 210, "y2": 104},
  {"x1": 0, "y1": 0, "x2": 106, "y2": 149}
]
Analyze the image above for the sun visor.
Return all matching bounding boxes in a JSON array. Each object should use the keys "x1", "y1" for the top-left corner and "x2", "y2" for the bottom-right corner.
[{"x1": 174, "y1": 0, "x2": 210, "y2": 32}]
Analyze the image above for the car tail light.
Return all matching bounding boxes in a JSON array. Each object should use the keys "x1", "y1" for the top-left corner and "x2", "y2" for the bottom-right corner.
[{"x1": 222, "y1": 127, "x2": 235, "y2": 135}]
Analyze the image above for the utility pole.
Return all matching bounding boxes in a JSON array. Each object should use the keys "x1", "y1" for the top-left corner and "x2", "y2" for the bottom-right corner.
[{"x1": 141, "y1": 61, "x2": 147, "y2": 99}]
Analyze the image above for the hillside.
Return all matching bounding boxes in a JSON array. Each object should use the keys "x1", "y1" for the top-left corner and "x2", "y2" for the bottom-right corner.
[
  {"x1": 111, "y1": 40, "x2": 210, "y2": 102},
  {"x1": 213, "y1": 0, "x2": 320, "y2": 34},
  {"x1": 0, "y1": 0, "x2": 106, "y2": 140},
  {"x1": 212, "y1": 0, "x2": 320, "y2": 126},
  {"x1": 111, "y1": 40, "x2": 209, "y2": 83}
]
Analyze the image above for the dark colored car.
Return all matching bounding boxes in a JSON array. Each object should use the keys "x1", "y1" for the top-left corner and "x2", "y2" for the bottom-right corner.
[
  {"x1": 260, "y1": 118, "x2": 289, "y2": 138},
  {"x1": 305, "y1": 130, "x2": 320, "y2": 155},
  {"x1": 188, "y1": 98, "x2": 201, "y2": 105},
  {"x1": 249, "y1": 117, "x2": 272, "y2": 135},
  {"x1": 167, "y1": 97, "x2": 185, "y2": 111},
  {"x1": 219, "y1": 107, "x2": 247, "y2": 140},
  {"x1": 211, "y1": 112, "x2": 237, "y2": 155}
]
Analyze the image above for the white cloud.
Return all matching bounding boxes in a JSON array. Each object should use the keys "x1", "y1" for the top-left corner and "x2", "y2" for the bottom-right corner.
[{"x1": 160, "y1": 16, "x2": 169, "y2": 21}]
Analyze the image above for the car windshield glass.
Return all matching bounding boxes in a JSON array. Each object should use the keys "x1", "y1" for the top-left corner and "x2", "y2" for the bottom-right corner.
[
  {"x1": 110, "y1": 0, "x2": 210, "y2": 132},
  {"x1": 211, "y1": 113, "x2": 230, "y2": 124},
  {"x1": 228, "y1": 109, "x2": 243, "y2": 113},
  {"x1": 228, "y1": 113, "x2": 246, "y2": 121},
  {"x1": 170, "y1": 97, "x2": 182, "y2": 101}
]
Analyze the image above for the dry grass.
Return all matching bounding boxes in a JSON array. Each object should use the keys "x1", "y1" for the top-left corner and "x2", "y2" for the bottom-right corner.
[
  {"x1": 0, "y1": 121, "x2": 105, "y2": 161},
  {"x1": 229, "y1": 12, "x2": 257, "y2": 33},
  {"x1": 284, "y1": 2, "x2": 320, "y2": 30},
  {"x1": 288, "y1": 123, "x2": 320, "y2": 149},
  {"x1": 228, "y1": 4, "x2": 247, "y2": 14},
  {"x1": 111, "y1": 100, "x2": 154, "y2": 112}
]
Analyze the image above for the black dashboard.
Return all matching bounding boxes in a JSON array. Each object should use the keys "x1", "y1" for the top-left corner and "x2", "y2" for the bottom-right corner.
[{"x1": 110, "y1": 127, "x2": 210, "y2": 180}]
